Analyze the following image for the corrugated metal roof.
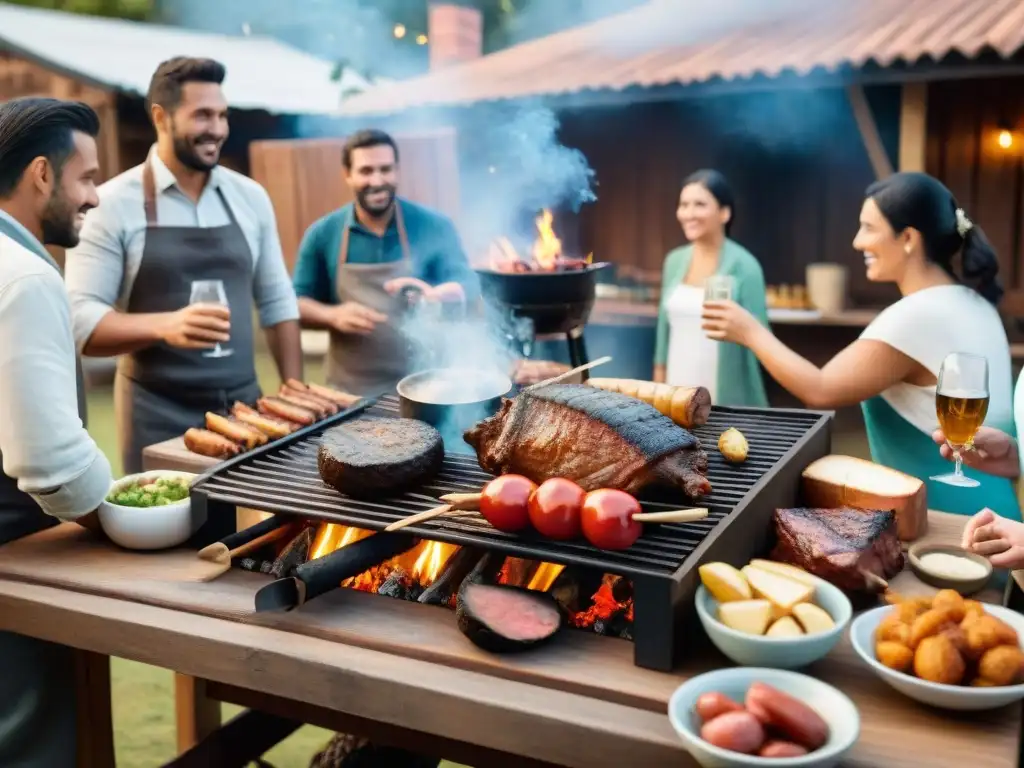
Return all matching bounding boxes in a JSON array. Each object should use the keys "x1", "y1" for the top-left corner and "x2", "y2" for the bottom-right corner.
[
  {"x1": 0, "y1": 2, "x2": 372, "y2": 115},
  {"x1": 339, "y1": 0, "x2": 1024, "y2": 117}
]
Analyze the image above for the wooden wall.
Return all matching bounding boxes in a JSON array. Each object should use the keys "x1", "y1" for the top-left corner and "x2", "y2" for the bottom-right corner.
[
  {"x1": 555, "y1": 87, "x2": 902, "y2": 307},
  {"x1": 249, "y1": 128, "x2": 461, "y2": 272},
  {"x1": 926, "y1": 76, "x2": 1024, "y2": 316}
]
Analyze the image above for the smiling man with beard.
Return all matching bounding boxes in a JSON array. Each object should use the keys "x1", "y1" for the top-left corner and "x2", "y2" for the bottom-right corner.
[
  {"x1": 0, "y1": 96, "x2": 114, "y2": 766},
  {"x1": 65, "y1": 57, "x2": 302, "y2": 476},
  {"x1": 293, "y1": 129, "x2": 478, "y2": 395}
]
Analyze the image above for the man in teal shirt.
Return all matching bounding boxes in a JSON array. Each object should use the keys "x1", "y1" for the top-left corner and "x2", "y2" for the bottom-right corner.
[{"x1": 293, "y1": 129, "x2": 478, "y2": 394}]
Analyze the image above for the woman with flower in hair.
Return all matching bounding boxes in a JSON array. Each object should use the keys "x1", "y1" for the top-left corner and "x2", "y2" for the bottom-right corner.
[{"x1": 702, "y1": 172, "x2": 1018, "y2": 519}]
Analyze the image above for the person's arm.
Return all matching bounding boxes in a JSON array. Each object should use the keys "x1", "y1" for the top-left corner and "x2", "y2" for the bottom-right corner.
[
  {"x1": 0, "y1": 274, "x2": 112, "y2": 519},
  {"x1": 65, "y1": 201, "x2": 168, "y2": 355},
  {"x1": 738, "y1": 325, "x2": 922, "y2": 409},
  {"x1": 251, "y1": 187, "x2": 303, "y2": 382},
  {"x1": 736, "y1": 256, "x2": 770, "y2": 330},
  {"x1": 652, "y1": 250, "x2": 679, "y2": 382}
]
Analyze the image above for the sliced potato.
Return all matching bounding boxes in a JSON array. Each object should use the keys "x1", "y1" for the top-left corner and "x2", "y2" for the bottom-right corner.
[
  {"x1": 748, "y1": 559, "x2": 818, "y2": 588},
  {"x1": 792, "y1": 602, "x2": 836, "y2": 635},
  {"x1": 766, "y1": 616, "x2": 805, "y2": 638},
  {"x1": 699, "y1": 562, "x2": 752, "y2": 603},
  {"x1": 718, "y1": 599, "x2": 773, "y2": 635},
  {"x1": 718, "y1": 427, "x2": 749, "y2": 463}
]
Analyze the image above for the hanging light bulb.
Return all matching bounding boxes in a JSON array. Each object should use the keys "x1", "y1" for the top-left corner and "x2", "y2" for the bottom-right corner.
[{"x1": 998, "y1": 129, "x2": 1014, "y2": 150}]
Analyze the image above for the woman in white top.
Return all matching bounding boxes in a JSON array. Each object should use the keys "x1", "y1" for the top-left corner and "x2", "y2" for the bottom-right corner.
[
  {"x1": 703, "y1": 171, "x2": 1019, "y2": 519},
  {"x1": 653, "y1": 170, "x2": 769, "y2": 406}
]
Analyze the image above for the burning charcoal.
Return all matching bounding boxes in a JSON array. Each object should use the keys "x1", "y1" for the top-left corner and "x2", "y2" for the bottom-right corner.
[
  {"x1": 500, "y1": 557, "x2": 540, "y2": 588},
  {"x1": 594, "y1": 608, "x2": 634, "y2": 641},
  {"x1": 609, "y1": 575, "x2": 633, "y2": 603},
  {"x1": 549, "y1": 567, "x2": 605, "y2": 616},
  {"x1": 270, "y1": 526, "x2": 314, "y2": 578},
  {"x1": 236, "y1": 556, "x2": 275, "y2": 575},
  {"x1": 464, "y1": 552, "x2": 505, "y2": 586},
  {"x1": 418, "y1": 547, "x2": 485, "y2": 606},
  {"x1": 378, "y1": 568, "x2": 415, "y2": 600}
]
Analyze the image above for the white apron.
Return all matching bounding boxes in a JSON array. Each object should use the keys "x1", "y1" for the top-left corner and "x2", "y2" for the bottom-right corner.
[{"x1": 665, "y1": 283, "x2": 718, "y2": 400}]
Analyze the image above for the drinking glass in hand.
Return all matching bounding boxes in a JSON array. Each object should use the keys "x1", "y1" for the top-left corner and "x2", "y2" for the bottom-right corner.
[
  {"x1": 931, "y1": 352, "x2": 989, "y2": 488},
  {"x1": 704, "y1": 274, "x2": 735, "y2": 302},
  {"x1": 189, "y1": 279, "x2": 233, "y2": 359}
]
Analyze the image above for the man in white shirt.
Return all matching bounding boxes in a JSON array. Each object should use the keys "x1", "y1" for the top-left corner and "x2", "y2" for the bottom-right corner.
[
  {"x1": 65, "y1": 57, "x2": 302, "y2": 476},
  {"x1": 0, "y1": 97, "x2": 113, "y2": 766}
]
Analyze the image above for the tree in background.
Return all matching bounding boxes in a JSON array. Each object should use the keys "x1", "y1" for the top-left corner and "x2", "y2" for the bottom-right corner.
[{"x1": 4, "y1": 0, "x2": 152, "y2": 21}]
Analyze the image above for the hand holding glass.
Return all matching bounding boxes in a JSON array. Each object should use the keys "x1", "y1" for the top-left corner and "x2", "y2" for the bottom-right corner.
[
  {"x1": 704, "y1": 274, "x2": 735, "y2": 302},
  {"x1": 931, "y1": 352, "x2": 989, "y2": 488},
  {"x1": 189, "y1": 279, "x2": 233, "y2": 358}
]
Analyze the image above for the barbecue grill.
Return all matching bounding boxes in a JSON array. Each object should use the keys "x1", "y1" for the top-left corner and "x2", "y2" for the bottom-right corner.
[
  {"x1": 475, "y1": 263, "x2": 611, "y2": 375},
  {"x1": 190, "y1": 394, "x2": 832, "y2": 671}
]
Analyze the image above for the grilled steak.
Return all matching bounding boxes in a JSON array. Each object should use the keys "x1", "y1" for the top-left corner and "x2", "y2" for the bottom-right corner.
[
  {"x1": 771, "y1": 506, "x2": 904, "y2": 592},
  {"x1": 318, "y1": 416, "x2": 443, "y2": 498},
  {"x1": 463, "y1": 384, "x2": 711, "y2": 498}
]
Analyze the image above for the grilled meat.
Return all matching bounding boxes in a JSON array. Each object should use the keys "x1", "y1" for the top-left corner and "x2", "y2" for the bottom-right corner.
[
  {"x1": 463, "y1": 383, "x2": 711, "y2": 498},
  {"x1": 258, "y1": 396, "x2": 316, "y2": 426},
  {"x1": 318, "y1": 416, "x2": 444, "y2": 498},
  {"x1": 771, "y1": 506, "x2": 904, "y2": 592},
  {"x1": 184, "y1": 428, "x2": 243, "y2": 459},
  {"x1": 231, "y1": 402, "x2": 295, "y2": 439},
  {"x1": 205, "y1": 412, "x2": 268, "y2": 450}
]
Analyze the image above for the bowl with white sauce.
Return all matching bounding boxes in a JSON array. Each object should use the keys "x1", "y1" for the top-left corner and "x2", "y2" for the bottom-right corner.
[{"x1": 907, "y1": 543, "x2": 992, "y2": 595}]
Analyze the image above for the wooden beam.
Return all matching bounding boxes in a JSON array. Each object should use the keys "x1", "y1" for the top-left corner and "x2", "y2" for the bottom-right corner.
[
  {"x1": 899, "y1": 82, "x2": 928, "y2": 172},
  {"x1": 161, "y1": 708, "x2": 301, "y2": 768},
  {"x1": 846, "y1": 85, "x2": 894, "y2": 180},
  {"x1": 73, "y1": 650, "x2": 115, "y2": 768},
  {"x1": 175, "y1": 674, "x2": 222, "y2": 754}
]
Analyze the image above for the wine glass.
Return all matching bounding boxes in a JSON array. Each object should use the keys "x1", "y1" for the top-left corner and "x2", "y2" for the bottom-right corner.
[
  {"x1": 931, "y1": 352, "x2": 989, "y2": 487},
  {"x1": 704, "y1": 274, "x2": 735, "y2": 302},
  {"x1": 189, "y1": 279, "x2": 233, "y2": 359}
]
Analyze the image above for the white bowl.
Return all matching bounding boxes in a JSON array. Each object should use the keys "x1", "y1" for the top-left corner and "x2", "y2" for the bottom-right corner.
[
  {"x1": 98, "y1": 470, "x2": 203, "y2": 551},
  {"x1": 668, "y1": 667, "x2": 859, "y2": 768},
  {"x1": 850, "y1": 604, "x2": 1024, "y2": 711},
  {"x1": 695, "y1": 578, "x2": 852, "y2": 669}
]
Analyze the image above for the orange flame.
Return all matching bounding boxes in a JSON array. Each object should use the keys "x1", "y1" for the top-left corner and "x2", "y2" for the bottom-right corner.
[
  {"x1": 527, "y1": 562, "x2": 565, "y2": 592},
  {"x1": 532, "y1": 209, "x2": 561, "y2": 270}
]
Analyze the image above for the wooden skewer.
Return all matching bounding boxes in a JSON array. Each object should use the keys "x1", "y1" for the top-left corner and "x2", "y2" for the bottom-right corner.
[
  {"x1": 632, "y1": 508, "x2": 709, "y2": 524},
  {"x1": 524, "y1": 355, "x2": 612, "y2": 392},
  {"x1": 197, "y1": 522, "x2": 300, "y2": 565},
  {"x1": 439, "y1": 492, "x2": 484, "y2": 510},
  {"x1": 385, "y1": 504, "x2": 453, "y2": 532},
  {"x1": 861, "y1": 569, "x2": 889, "y2": 592}
]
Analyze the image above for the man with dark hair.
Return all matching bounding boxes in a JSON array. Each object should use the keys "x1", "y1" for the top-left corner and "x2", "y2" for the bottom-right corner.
[
  {"x1": 66, "y1": 57, "x2": 303, "y2": 475},
  {"x1": 292, "y1": 128, "x2": 478, "y2": 394},
  {"x1": 0, "y1": 96, "x2": 114, "y2": 765}
]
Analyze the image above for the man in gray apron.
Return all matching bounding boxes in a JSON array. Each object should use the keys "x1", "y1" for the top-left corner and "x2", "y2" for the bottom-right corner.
[
  {"x1": 292, "y1": 129, "x2": 478, "y2": 395},
  {"x1": 0, "y1": 97, "x2": 115, "y2": 767},
  {"x1": 65, "y1": 58, "x2": 302, "y2": 474}
]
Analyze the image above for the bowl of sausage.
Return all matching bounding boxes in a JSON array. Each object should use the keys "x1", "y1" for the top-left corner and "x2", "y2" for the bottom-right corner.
[{"x1": 667, "y1": 668, "x2": 859, "y2": 767}]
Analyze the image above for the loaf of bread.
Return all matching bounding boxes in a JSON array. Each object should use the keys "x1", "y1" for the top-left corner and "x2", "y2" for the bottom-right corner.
[{"x1": 800, "y1": 454, "x2": 927, "y2": 541}]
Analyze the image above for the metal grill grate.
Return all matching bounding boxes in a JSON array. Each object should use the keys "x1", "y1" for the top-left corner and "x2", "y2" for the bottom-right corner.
[{"x1": 191, "y1": 395, "x2": 825, "y2": 579}]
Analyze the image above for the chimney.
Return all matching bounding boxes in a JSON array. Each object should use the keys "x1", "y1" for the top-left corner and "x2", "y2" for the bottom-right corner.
[{"x1": 427, "y1": 3, "x2": 483, "y2": 70}]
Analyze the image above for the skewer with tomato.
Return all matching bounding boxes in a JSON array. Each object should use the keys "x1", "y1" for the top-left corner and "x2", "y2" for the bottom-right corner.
[{"x1": 442, "y1": 475, "x2": 709, "y2": 551}]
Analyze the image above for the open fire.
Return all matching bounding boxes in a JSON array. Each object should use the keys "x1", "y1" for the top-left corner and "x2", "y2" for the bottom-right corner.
[
  {"x1": 488, "y1": 208, "x2": 593, "y2": 273},
  {"x1": 267, "y1": 522, "x2": 634, "y2": 639}
]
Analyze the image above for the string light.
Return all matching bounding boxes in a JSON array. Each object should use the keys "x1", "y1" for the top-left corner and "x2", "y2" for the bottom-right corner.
[
  {"x1": 416, "y1": 34, "x2": 428, "y2": 45},
  {"x1": 393, "y1": 23, "x2": 406, "y2": 39},
  {"x1": 998, "y1": 129, "x2": 1014, "y2": 150}
]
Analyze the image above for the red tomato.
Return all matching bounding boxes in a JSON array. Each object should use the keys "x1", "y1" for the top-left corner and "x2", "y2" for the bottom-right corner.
[
  {"x1": 528, "y1": 478, "x2": 585, "y2": 540},
  {"x1": 480, "y1": 475, "x2": 537, "y2": 533},
  {"x1": 580, "y1": 489, "x2": 642, "y2": 550}
]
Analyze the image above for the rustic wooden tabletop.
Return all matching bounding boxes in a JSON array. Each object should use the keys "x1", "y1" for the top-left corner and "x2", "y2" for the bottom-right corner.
[{"x1": 0, "y1": 510, "x2": 1016, "y2": 767}]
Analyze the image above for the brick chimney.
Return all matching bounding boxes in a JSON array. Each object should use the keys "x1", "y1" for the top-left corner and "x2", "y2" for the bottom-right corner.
[{"x1": 428, "y1": 3, "x2": 483, "y2": 70}]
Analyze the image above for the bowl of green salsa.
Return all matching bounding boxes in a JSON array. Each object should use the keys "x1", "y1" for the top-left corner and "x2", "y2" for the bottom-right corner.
[{"x1": 99, "y1": 470, "x2": 203, "y2": 550}]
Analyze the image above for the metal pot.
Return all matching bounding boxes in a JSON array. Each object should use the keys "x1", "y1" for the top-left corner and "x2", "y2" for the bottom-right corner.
[{"x1": 396, "y1": 367, "x2": 513, "y2": 453}]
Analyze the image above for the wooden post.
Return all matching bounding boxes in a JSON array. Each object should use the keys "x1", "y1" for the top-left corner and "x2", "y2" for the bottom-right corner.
[
  {"x1": 74, "y1": 649, "x2": 116, "y2": 768},
  {"x1": 898, "y1": 83, "x2": 928, "y2": 172},
  {"x1": 846, "y1": 85, "x2": 894, "y2": 180},
  {"x1": 175, "y1": 674, "x2": 222, "y2": 754}
]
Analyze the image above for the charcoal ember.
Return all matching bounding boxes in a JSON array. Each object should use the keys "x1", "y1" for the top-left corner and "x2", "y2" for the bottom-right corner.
[
  {"x1": 377, "y1": 568, "x2": 415, "y2": 600},
  {"x1": 594, "y1": 609, "x2": 633, "y2": 640},
  {"x1": 418, "y1": 547, "x2": 485, "y2": 606},
  {"x1": 501, "y1": 557, "x2": 540, "y2": 588},
  {"x1": 270, "y1": 526, "x2": 314, "y2": 578},
  {"x1": 549, "y1": 567, "x2": 604, "y2": 616},
  {"x1": 609, "y1": 575, "x2": 633, "y2": 603},
  {"x1": 237, "y1": 556, "x2": 275, "y2": 574}
]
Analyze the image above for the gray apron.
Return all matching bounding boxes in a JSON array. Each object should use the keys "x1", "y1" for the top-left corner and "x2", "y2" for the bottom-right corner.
[
  {"x1": 0, "y1": 216, "x2": 81, "y2": 766},
  {"x1": 115, "y1": 159, "x2": 261, "y2": 475},
  {"x1": 326, "y1": 203, "x2": 414, "y2": 395}
]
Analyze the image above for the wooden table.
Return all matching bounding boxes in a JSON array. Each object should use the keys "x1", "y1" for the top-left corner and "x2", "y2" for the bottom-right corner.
[{"x1": 0, "y1": 511, "x2": 1018, "y2": 767}]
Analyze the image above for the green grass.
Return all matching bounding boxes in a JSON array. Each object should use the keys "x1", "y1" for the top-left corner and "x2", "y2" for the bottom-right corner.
[{"x1": 87, "y1": 353, "x2": 466, "y2": 767}]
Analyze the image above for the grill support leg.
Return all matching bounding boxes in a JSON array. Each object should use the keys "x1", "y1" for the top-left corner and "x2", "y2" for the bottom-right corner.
[
  {"x1": 190, "y1": 495, "x2": 239, "y2": 549},
  {"x1": 566, "y1": 327, "x2": 589, "y2": 378},
  {"x1": 631, "y1": 576, "x2": 678, "y2": 671}
]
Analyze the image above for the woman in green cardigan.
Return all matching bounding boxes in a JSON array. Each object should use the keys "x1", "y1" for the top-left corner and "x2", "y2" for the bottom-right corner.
[{"x1": 653, "y1": 170, "x2": 769, "y2": 407}]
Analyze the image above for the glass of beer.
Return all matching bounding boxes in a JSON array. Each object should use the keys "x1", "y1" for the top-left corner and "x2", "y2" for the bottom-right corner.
[
  {"x1": 189, "y1": 279, "x2": 233, "y2": 359},
  {"x1": 704, "y1": 274, "x2": 735, "y2": 302},
  {"x1": 931, "y1": 352, "x2": 989, "y2": 487}
]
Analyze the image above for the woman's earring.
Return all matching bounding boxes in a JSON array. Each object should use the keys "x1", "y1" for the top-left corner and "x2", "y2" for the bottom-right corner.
[{"x1": 904, "y1": 243, "x2": 912, "y2": 254}]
